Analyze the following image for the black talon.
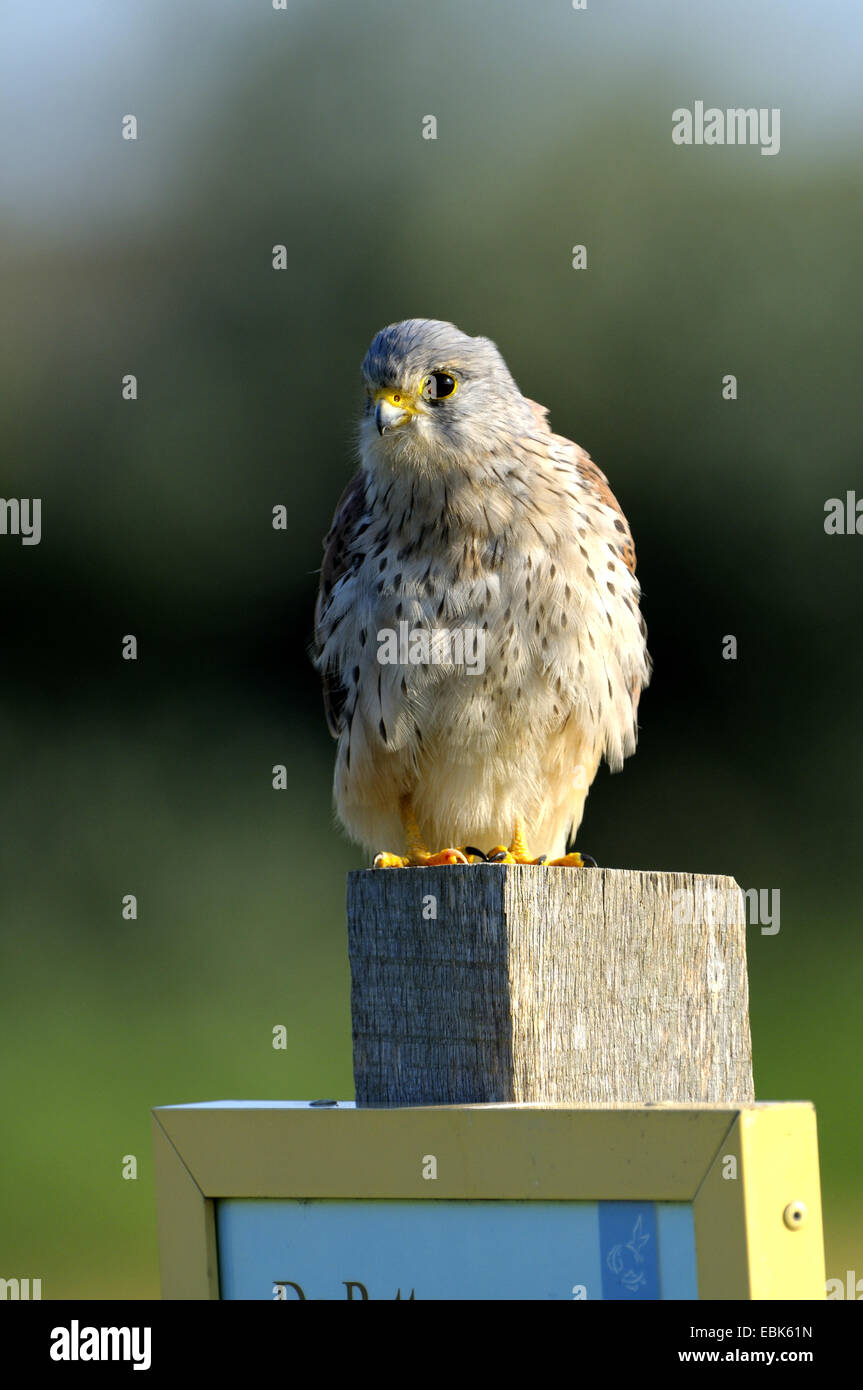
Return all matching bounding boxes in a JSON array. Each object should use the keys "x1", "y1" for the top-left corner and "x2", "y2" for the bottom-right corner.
[
  {"x1": 580, "y1": 853, "x2": 598, "y2": 867},
  {"x1": 535, "y1": 854, "x2": 548, "y2": 865},
  {"x1": 463, "y1": 846, "x2": 489, "y2": 861},
  {"x1": 488, "y1": 850, "x2": 508, "y2": 862}
]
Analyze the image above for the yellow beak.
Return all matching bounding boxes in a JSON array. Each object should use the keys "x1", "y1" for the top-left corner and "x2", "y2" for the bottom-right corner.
[{"x1": 374, "y1": 391, "x2": 412, "y2": 435}]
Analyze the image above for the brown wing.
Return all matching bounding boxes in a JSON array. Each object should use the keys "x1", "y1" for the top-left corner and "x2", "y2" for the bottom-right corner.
[
  {"x1": 520, "y1": 401, "x2": 648, "y2": 720},
  {"x1": 573, "y1": 449, "x2": 638, "y2": 576},
  {"x1": 522, "y1": 397, "x2": 638, "y2": 576},
  {"x1": 523, "y1": 396, "x2": 551, "y2": 430},
  {"x1": 313, "y1": 471, "x2": 369, "y2": 738},
  {"x1": 562, "y1": 434, "x2": 651, "y2": 707}
]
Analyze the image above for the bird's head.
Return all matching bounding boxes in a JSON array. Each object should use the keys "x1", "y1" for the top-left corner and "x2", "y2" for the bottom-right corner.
[{"x1": 359, "y1": 318, "x2": 532, "y2": 473}]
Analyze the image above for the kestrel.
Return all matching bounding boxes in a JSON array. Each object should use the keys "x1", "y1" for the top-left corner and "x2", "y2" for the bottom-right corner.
[{"x1": 312, "y1": 319, "x2": 650, "y2": 867}]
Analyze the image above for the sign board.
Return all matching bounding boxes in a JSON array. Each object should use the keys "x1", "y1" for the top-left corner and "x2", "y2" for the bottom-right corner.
[
  {"x1": 151, "y1": 1101, "x2": 825, "y2": 1300},
  {"x1": 219, "y1": 1197, "x2": 697, "y2": 1300}
]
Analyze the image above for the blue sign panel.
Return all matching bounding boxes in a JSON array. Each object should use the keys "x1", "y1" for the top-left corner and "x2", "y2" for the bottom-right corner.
[
  {"x1": 216, "y1": 1198, "x2": 697, "y2": 1300},
  {"x1": 599, "y1": 1201, "x2": 659, "y2": 1299}
]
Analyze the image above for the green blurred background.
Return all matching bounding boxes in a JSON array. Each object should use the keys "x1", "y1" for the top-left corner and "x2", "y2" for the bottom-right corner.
[{"x1": 1, "y1": 0, "x2": 860, "y2": 1298}]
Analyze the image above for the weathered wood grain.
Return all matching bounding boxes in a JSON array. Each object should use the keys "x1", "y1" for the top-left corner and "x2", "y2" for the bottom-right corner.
[{"x1": 348, "y1": 865, "x2": 753, "y2": 1106}]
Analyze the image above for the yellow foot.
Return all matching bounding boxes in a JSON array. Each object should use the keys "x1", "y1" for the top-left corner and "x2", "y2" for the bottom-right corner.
[
  {"x1": 485, "y1": 845, "x2": 529, "y2": 864},
  {"x1": 486, "y1": 823, "x2": 597, "y2": 868},
  {"x1": 373, "y1": 847, "x2": 470, "y2": 869},
  {"x1": 486, "y1": 846, "x2": 556, "y2": 865},
  {"x1": 485, "y1": 822, "x2": 550, "y2": 865}
]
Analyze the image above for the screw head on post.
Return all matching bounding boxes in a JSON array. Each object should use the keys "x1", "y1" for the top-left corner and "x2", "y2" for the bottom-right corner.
[{"x1": 783, "y1": 1201, "x2": 807, "y2": 1230}]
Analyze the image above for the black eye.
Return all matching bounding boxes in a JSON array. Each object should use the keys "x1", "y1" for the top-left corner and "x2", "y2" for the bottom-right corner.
[{"x1": 422, "y1": 372, "x2": 457, "y2": 401}]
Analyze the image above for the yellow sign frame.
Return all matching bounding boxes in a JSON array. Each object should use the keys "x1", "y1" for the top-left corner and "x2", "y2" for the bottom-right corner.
[{"x1": 151, "y1": 1101, "x2": 825, "y2": 1300}]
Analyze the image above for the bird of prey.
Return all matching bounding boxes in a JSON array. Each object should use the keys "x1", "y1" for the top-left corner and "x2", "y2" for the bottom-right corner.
[{"x1": 312, "y1": 319, "x2": 650, "y2": 867}]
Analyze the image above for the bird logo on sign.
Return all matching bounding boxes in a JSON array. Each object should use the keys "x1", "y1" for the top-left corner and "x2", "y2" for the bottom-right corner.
[{"x1": 606, "y1": 1213, "x2": 651, "y2": 1292}]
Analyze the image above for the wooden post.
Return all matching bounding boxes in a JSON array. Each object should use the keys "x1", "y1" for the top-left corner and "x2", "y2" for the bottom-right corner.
[{"x1": 348, "y1": 865, "x2": 754, "y2": 1107}]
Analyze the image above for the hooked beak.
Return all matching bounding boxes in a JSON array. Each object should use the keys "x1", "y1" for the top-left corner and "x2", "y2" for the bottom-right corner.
[{"x1": 375, "y1": 395, "x2": 411, "y2": 435}]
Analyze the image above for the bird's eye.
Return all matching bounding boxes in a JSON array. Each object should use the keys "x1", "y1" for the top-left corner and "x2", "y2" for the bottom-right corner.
[{"x1": 421, "y1": 372, "x2": 457, "y2": 401}]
